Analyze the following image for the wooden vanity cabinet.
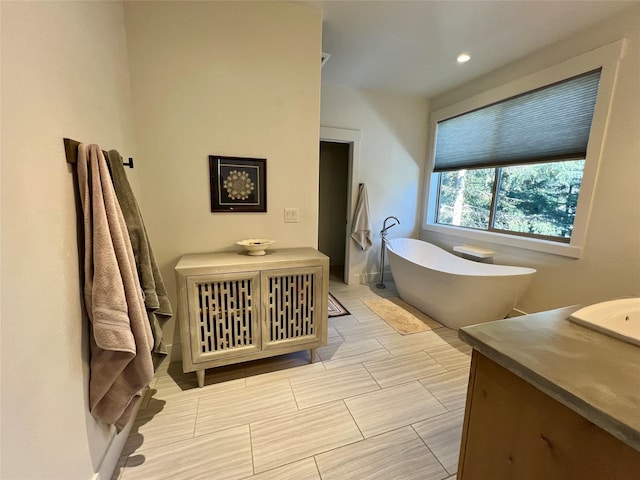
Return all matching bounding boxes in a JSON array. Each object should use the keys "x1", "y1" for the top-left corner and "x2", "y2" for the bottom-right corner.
[
  {"x1": 175, "y1": 248, "x2": 329, "y2": 387},
  {"x1": 458, "y1": 351, "x2": 640, "y2": 479}
]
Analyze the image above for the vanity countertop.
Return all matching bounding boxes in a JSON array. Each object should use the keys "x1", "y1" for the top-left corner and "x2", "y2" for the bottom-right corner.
[{"x1": 459, "y1": 305, "x2": 640, "y2": 452}]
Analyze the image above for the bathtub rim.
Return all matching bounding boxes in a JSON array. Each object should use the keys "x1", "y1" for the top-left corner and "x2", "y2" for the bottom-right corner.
[{"x1": 386, "y1": 237, "x2": 536, "y2": 277}]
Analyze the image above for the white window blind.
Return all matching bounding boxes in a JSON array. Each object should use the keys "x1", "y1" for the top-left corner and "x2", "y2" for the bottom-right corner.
[{"x1": 433, "y1": 69, "x2": 601, "y2": 172}]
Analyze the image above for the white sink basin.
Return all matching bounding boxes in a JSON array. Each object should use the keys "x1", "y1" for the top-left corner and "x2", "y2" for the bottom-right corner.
[{"x1": 569, "y1": 298, "x2": 640, "y2": 346}]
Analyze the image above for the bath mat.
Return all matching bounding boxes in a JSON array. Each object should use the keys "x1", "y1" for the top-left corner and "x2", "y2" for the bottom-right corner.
[
  {"x1": 328, "y1": 293, "x2": 350, "y2": 317},
  {"x1": 364, "y1": 297, "x2": 443, "y2": 334}
]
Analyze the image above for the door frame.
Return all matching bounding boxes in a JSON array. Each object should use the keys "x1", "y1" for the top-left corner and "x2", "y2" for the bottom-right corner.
[{"x1": 319, "y1": 126, "x2": 361, "y2": 285}]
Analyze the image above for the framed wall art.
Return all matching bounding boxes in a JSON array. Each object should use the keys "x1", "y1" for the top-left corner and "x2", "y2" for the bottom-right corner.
[{"x1": 209, "y1": 155, "x2": 267, "y2": 212}]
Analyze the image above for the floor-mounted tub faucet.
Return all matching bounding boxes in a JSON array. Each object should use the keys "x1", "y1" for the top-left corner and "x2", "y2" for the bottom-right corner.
[{"x1": 377, "y1": 216, "x2": 400, "y2": 288}]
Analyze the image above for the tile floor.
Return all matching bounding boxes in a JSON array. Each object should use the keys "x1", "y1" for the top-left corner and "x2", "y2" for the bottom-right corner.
[{"x1": 112, "y1": 278, "x2": 471, "y2": 480}]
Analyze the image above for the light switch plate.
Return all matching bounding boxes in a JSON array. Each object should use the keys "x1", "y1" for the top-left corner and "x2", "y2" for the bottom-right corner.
[{"x1": 284, "y1": 208, "x2": 299, "y2": 223}]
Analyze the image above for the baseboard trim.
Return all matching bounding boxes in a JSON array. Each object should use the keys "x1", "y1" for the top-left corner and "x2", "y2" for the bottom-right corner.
[
  {"x1": 508, "y1": 308, "x2": 528, "y2": 318},
  {"x1": 96, "y1": 414, "x2": 134, "y2": 480},
  {"x1": 95, "y1": 381, "x2": 151, "y2": 479}
]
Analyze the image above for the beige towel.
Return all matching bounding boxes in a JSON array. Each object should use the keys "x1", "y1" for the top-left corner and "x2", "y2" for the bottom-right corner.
[
  {"x1": 77, "y1": 144, "x2": 154, "y2": 431},
  {"x1": 106, "y1": 150, "x2": 173, "y2": 358},
  {"x1": 351, "y1": 183, "x2": 372, "y2": 250}
]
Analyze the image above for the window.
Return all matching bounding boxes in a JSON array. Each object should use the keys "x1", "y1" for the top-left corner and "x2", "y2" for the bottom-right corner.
[
  {"x1": 433, "y1": 70, "x2": 600, "y2": 243},
  {"x1": 424, "y1": 42, "x2": 623, "y2": 258},
  {"x1": 436, "y1": 160, "x2": 586, "y2": 242}
]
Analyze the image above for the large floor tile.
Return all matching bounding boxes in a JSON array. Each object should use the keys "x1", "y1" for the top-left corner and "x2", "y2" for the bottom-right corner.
[
  {"x1": 316, "y1": 335, "x2": 347, "y2": 356},
  {"x1": 364, "y1": 351, "x2": 447, "y2": 388},
  {"x1": 124, "y1": 396, "x2": 198, "y2": 455},
  {"x1": 413, "y1": 410, "x2": 465, "y2": 475},
  {"x1": 335, "y1": 318, "x2": 397, "y2": 341},
  {"x1": 151, "y1": 366, "x2": 246, "y2": 404},
  {"x1": 315, "y1": 426, "x2": 448, "y2": 480},
  {"x1": 429, "y1": 328, "x2": 469, "y2": 349},
  {"x1": 242, "y1": 350, "x2": 315, "y2": 377},
  {"x1": 251, "y1": 401, "x2": 363, "y2": 473},
  {"x1": 344, "y1": 303, "x2": 376, "y2": 317},
  {"x1": 345, "y1": 381, "x2": 447, "y2": 438},
  {"x1": 240, "y1": 458, "x2": 320, "y2": 480},
  {"x1": 426, "y1": 344, "x2": 472, "y2": 371},
  {"x1": 339, "y1": 282, "x2": 372, "y2": 296},
  {"x1": 420, "y1": 369, "x2": 470, "y2": 411},
  {"x1": 135, "y1": 393, "x2": 197, "y2": 422},
  {"x1": 327, "y1": 324, "x2": 343, "y2": 339},
  {"x1": 119, "y1": 425, "x2": 253, "y2": 480},
  {"x1": 195, "y1": 380, "x2": 297, "y2": 436},
  {"x1": 245, "y1": 359, "x2": 326, "y2": 387},
  {"x1": 377, "y1": 330, "x2": 450, "y2": 356},
  {"x1": 319, "y1": 337, "x2": 392, "y2": 370},
  {"x1": 290, "y1": 364, "x2": 380, "y2": 409},
  {"x1": 328, "y1": 315, "x2": 360, "y2": 330}
]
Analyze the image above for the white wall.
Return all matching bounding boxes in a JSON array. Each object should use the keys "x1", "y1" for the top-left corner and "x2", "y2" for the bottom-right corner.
[
  {"x1": 321, "y1": 84, "x2": 430, "y2": 282},
  {"x1": 1, "y1": 2, "x2": 140, "y2": 479},
  {"x1": 123, "y1": 1, "x2": 322, "y2": 360},
  {"x1": 423, "y1": 5, "x2": 640, "y2": 313}
]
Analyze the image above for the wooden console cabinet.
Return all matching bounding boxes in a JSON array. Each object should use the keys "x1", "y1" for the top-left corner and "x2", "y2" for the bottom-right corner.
[{"x1": 175, "y1": 248, "x2": 329, "y2": 387}]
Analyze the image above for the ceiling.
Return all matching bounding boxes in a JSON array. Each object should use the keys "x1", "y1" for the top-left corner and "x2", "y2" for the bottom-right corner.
[{"x1": 303, "y1": 0, "x2": 637, "y2": 97}]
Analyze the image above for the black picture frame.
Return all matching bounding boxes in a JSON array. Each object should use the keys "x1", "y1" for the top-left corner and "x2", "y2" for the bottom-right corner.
[{"x1": 209, "y1": 155, "x2": 267, "y2": 212}]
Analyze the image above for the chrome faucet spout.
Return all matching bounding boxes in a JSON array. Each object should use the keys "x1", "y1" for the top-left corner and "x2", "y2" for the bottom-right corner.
[{"x1": 380, "y1": 216, "x2": 400, "y2": 236}]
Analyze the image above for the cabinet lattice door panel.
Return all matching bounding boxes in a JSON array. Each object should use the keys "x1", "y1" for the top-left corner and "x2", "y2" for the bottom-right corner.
[
  {"x1": 186, "y1": 271, "x2": 261, "y2": 364},
  {"x1": 261, "y1": 266, "x2": 323, "y2": 350}
]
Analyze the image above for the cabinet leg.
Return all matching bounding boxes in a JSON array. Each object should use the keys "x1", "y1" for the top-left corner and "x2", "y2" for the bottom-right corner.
[
  {"x1": 196, "y1": 370, "x2": 205, "y2": 388},
  {"x1": 310, "y1": 348, "x2": 317, "y2": 363}
]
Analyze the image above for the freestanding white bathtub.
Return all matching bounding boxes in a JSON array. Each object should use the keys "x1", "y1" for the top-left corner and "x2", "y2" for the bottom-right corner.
[{"x1": 386, "y1": 238, "x2": 536, "y2": 329}]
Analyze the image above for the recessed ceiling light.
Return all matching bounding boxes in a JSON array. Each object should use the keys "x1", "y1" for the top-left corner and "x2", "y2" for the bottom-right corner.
[{"x1": 457, "y1": 53, "x2": 471, "y2": 64}]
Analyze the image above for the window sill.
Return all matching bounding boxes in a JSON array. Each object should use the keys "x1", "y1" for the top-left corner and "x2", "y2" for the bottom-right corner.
[{"x1": 422, "y1": 223, "x2": 583, "y2": 259}]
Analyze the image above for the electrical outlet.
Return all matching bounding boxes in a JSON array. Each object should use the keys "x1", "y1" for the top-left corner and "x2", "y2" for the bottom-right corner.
[{"x1": 284, "y1": 208, "x2": 299, "y2": 223}]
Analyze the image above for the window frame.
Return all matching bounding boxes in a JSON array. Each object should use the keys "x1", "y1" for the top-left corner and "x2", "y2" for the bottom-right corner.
[{"x1": 423, "y1": 41, "x2": 624, "y2": 259}]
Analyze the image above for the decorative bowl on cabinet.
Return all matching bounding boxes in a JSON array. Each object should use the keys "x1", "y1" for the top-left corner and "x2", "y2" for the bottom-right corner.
[{"x1": 237, "y1": 239, "x2": 275, "y2": 256}]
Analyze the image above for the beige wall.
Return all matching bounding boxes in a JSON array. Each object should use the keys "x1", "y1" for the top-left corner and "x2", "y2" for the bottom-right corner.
[
  {"x1": 123, "y1": 1, "x2": 322, "y2": 360},
  {"x1": 423, "y1": 5, "x2": 640, "y2": 313},
  {"x1": 321, "y1": 84, "x2": 430, "y2": 282},
  {"x1": 1, "y1": 1, "x2": 322, "y2": 477},
  {"x1": 1, "y1": 2, "x2": 140, "y2": 479}
]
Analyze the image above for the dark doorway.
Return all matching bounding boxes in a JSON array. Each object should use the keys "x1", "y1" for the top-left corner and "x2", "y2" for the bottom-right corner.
[{"x1": 318, "y1": 141, "x2": 350, "y2": 282}]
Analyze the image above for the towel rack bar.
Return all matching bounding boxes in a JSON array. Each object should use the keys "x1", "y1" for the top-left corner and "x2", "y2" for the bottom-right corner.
[
  {"x1": 63, "y1": 138, "x2": 83, "y2": 164},
  {"x1": 63, "y1": 137, "x2": 133, "y2": 168}
]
